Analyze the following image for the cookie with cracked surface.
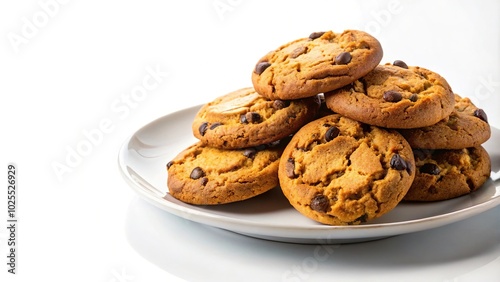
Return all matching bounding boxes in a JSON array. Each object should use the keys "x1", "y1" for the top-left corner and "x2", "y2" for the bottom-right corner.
[
  {"x1": 278, "y1": 114, "x2": 415, "y2": 226},
  {"x1": 167, "y1": 140, "x2": 287, "y2": 205},
  {"x1": 324, "y1": 62, "x2": 455, "y2": 128},
  {"x1": 251, "y1": 30, "x2": 383, "y2": 100},
  {"x1": 404, "y1": 146, "x2": 491, "y2": 201},
  {"x1": 398, "y1": 94, "x2": 491, "y2": 149},
  {"x1": 192, "y1": 87, "x2": 320, "y2": 149}
]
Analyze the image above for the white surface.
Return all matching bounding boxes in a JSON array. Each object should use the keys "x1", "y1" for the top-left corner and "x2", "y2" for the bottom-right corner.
[
  {"x1": 1, "y1": 0, "x2": 499, "y2": 281},
  {"x1": 119, "y1": 105, "x2": 500, "y2": 244}
]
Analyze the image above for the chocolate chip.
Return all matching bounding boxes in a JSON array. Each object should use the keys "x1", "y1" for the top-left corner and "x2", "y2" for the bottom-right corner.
[
  {"x1": 325, "y1": 126, "x2": 340, "y2": 142},
  {"x1": 200, "y1": 177, "x2": 208, "y2": 186},
  {"x1": 209, "y1": 122, "x2": 222, "y2": 130},
  {"x1": 309, "y1": 31, "x2": 325, "y2": 40},
  {"x1": 190, "y1": 167, "x2": 205, "y2": 180},
  {"x1": 393, "y1": 60, "x2": 408, "y2": 69},
  {"x1": 405, "y1": 162, "x2": 413, "y2": 175},
  {"x1": 243, "y1": 148, "x2": 257, "y2": 158},
  {"x1": 383, "y1": 90, "x2": 403, "y2": 102},
  {"x1": 199, "y1": 122, "x2": 209, "y2": 136},
  {"x1": 390, "y1": 154, "x2": 408, "y2": 171},
  {"x1": 272, "y1": 100, "x2": 290, "y2": 110},
  {"x1": 245, "y1": 112, "x2": 261, "y2": 123},
  {"x1": 335, "y1": 52, "x2": 352, "y2": 65},
  {"x1": 310, "y1": 194, "x2": 329, "y2": 213},
  {"x1": 285, "y1": 158, "x2": 297, "y2": 178},
  {"x1": 255, "y1": 61, "x2": 271, "y2": 75},
  {"x1": 409, "y1": 94, "x2": 418, "y2": 102},
  {"x1": 420, "y1": 163, "x2": 441, "y2": 175},
  {"x1": 166, "y1": 161, "x2": 173, "y2": 169},
  {"x1": 473, "y1": 109, "x2": 488, "y2": 123},
  {"x1": 413, "y1": 149, "x2": 430, "y2": 161}
]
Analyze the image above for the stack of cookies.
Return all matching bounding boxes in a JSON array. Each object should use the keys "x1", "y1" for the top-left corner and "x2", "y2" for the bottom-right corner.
[
  {"x1": 166, "y1": 87, "x2": 321, "y2": 205},
  {"x1": 166, "y1": 30, "x2": 492, "y2": 226},
  {"x1": 397, "y1": 94, "x2": 491, "y2": 202}
]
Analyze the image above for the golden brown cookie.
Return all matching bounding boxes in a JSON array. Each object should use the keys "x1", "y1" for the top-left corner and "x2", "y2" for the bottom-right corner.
[
  {"x1": 167, "y1": 140, "x2": 287, "y2": 205},
  {"x1": 278, "y1": 114, "x2": 415, "y2": 225},
  {"x1": 398, "y1": 94, "x2": 491, "y2": 149},
  {"x1": 404, "y1": 146, "x2": 491, "y2": 202},
  {"x1": 324, "y1": 62, "x2": 455, "y2": 128},
  {"x1": 251, "y1": 30, "x2": 383, "y2": 100},
  {"x1": 192, "y1": 87, "x2": 319, "y2": 149}
]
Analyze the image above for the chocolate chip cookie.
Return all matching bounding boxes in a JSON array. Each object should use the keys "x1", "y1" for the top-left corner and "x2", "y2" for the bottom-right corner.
[
  {"x1": 167, "y1": 140, "x2": 287, "y2": 205},
  {"x1": 278, "y1": 114, "x2": 415, "y2": 225},
  {"x1": 398, "y1": 94, "x2": 491, "y2": 149},
  {"x1": 325, "y1": 62, "x2": 455, "y2": 128},
  {"x1": 251, "y1": 30, "x2": 383, "y2": 100},
  {"x1": 404, "y1": 146, "x2": 491, "y2": 201},
  {"x1": 192, "y1": 87, "x2": 319, "y2": 149}
]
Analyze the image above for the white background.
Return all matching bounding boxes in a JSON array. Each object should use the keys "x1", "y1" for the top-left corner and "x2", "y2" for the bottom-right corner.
[{"x1": 1, "y1": 0, "x2": 499, "y2": 281}]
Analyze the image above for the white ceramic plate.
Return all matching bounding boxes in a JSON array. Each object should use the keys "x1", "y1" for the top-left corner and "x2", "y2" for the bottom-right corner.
[{"x1": 118, "y1": 105, "x2": 500, "y2": 244}]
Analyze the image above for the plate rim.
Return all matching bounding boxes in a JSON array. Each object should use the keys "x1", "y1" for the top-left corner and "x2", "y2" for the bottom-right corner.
[{"x1": 118, "y1": 105, "x2": 500, "y2": 242}]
